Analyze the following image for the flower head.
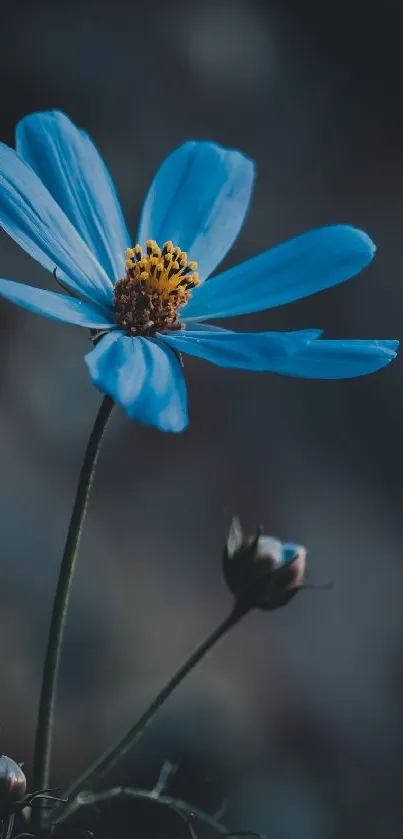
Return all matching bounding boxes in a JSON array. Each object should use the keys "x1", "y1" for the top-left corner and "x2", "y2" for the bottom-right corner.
[
  {"x1": 0, "y1": 111, "x2": 398, "y2": 431},
  {"x1": 223, "y1": 517, "x2": 306, "y2": 611},
  {"x1": 113, "y1": 241, "x2": 199, "y2": 336}
]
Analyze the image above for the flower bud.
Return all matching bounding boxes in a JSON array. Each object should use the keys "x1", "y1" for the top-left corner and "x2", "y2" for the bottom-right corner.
[
  {"x1": 0, "y1": 754, "x2": 26, "y2": 812},
  {"x1": 222, "y1": 517, "x2": 306, "y2": 611}
]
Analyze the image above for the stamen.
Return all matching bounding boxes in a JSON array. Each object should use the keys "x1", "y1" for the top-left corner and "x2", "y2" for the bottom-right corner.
[
  {"x1": 150, "y1": 257, "x2": 159, "y2": 276},
  {"x1": 168, "y1": 261, "x2": 180, "y2": 279},
  {"x1": 113, "y1": 240, "x2": 199, "y2": 337},
  {"x1": 162, "y1": 241, "x2": 173, "y2": 256}
]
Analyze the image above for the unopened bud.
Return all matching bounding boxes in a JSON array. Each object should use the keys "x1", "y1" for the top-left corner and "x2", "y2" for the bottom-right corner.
[
  {"x1": 0, "y1": 754, "x2": 26, "y2": 812},
  {"x1": 223, "y1": 517, "x2": 306, "y2": 611}
]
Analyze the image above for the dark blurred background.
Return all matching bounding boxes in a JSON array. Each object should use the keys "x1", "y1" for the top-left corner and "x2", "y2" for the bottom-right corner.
[{"x1": 1, "y1": 0, "x2": 403, "y2": 837}]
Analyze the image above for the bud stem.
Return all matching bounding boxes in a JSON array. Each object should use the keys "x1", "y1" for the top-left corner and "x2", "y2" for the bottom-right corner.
[
  {"x1": 32, "y1": 396, "x2": 114, "y2": 823},
  {"x1": 51, "y1": 602, "x2": 250, "y2": 824}
]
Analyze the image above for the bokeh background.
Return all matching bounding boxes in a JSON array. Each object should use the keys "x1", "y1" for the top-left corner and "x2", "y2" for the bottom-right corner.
[{"x1": 1, "y1": 1, "x2": 403, "y2": 837}]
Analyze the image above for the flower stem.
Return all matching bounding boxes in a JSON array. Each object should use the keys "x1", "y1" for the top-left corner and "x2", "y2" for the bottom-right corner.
[
  {"x1": 53, "y1": 602, "x2": 250, "y2": 822},
  {"x1": 32, "y1": 396, "x2": 114, "y2": 808}
]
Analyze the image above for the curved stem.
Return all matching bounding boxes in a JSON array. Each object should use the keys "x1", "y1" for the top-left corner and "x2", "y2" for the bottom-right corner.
[
  {"x1": 32, "y1": 396, "x2": 114, "y2": 805},
  {"x1": 54, "y1": 603, "x2": 249, "y2": 822}
]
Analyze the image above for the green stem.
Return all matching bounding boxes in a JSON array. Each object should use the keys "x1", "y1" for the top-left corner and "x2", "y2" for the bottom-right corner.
[
  {"x1": 32, "y1": 396, "x2": 114, "y2": 805},
  {"x1": 54, "y1": 603, "x2": 250, "y2": 822}
]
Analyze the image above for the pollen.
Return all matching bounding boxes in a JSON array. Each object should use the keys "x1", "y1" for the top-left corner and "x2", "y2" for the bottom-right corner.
[{"x1": 113, "y1": 240, "x2": 200, "y2": 336}]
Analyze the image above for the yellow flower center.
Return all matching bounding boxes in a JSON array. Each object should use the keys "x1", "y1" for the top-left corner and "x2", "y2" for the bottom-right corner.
[{"x1": 113, "y1": 240, "x2": 200, "y2": 336}]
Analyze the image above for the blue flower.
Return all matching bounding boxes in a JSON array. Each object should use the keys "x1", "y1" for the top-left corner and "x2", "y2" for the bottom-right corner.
[{"x1": 0, "y1": 110, "x2": 398, "y2": 432}]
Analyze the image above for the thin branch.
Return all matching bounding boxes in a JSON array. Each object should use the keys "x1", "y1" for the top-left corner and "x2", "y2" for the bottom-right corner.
[
  {"x1": 150, "y1": 761, "x2": 177, "y2": 799},
  {"x1": 51, "y1": 786, "x2": 229, "y2": 834}
]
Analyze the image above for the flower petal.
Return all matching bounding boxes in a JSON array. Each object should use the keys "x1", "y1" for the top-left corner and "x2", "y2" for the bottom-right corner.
[
  {"x1": 282, "y1": 543, "x2": 304, "y2": 565},
  {"x1": 16, "y1": 111, "x2": 131, "y2": 282},
  {"x1": 257, "y1": 536, "x2": 302, "y2": 568},
  {"x1": 162, "y1": 329, "x2": 398, "y2": 377},
  {"x1": 84, "y1": 332, "x2": 188, "y2": 431},
  {"x1": 270, "y1": 338, "x2": 399, "y2": 378},
  {"x1": 0, "y1": 142, "x2": 113, "y2": 309},
  {"x1": 182, "y1": 225, "x2": 375, "y2": 320},
  {"x1": 137, "y1": 141, "x2": 255, "y2": 282},
  {"x1": 0, "y1": 278, "x2": 114, "y2": 327},
  {"x1": 160, "y1": 328, "x2": 322, "y2": 370}
]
